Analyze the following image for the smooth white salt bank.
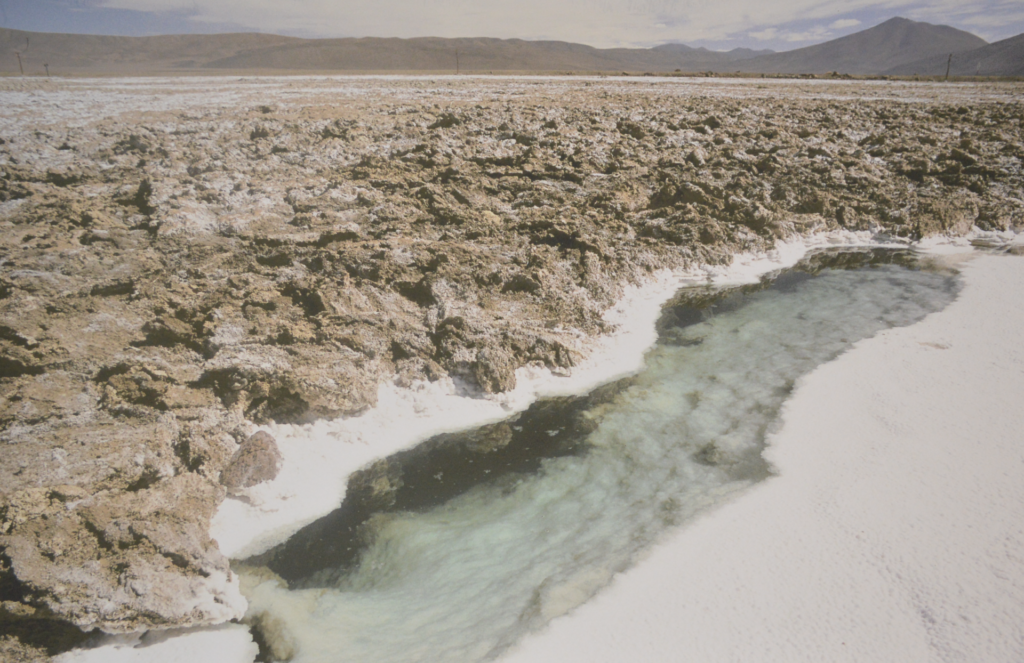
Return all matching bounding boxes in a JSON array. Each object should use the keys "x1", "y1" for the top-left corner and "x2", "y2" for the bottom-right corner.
[{"x1": 501, "y1": 252, "x2": 1024, "y2": 663}]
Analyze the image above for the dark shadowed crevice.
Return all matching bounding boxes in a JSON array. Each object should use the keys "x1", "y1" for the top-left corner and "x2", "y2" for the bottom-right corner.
[
  {"x1": 0, "y1": 550, "x2": 26, "y2": 603},
  {"x1": 0, "y1": 619, "x2": 94, "y2": 656}
]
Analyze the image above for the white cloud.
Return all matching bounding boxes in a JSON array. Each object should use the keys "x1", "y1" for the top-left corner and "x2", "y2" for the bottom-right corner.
[
  {"x1": 829, "y1": 18, "x2": 862, "y2": 29},
  {"x1": 748, "y1": 27, "x2": 778, "y2": 41},
  {"x1": 90, "y1": 0, "x2": 1023, "y2": 48},
  {"x1": 749, "y1": 24, "x2": 835, "y2": 43},
  {"x1": 780, "y1": 26, "x2": 833, "y2": 42},
  {"x1": 958, "y1": 8, "x2": 1024, "y2": 29}
]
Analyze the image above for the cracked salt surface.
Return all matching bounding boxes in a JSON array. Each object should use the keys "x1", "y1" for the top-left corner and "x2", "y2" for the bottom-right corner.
[
  {"x1": 239, "y1": 248, "x2": 959, "y2": 663},
  {"x1": 1, "y1": 76, "x2": 1015, "y2": 136}
]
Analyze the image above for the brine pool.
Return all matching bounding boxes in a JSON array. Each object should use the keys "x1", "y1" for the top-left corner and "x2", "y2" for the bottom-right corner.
[{"x1": 237, "y1": 248, "x2": 961, "y2": 663}]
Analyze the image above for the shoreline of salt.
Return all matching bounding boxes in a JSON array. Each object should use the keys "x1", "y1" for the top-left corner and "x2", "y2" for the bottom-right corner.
[
  {"x1": 59, "y1": 228, "x2": 1018, "y2": 663},
  {"x1": 208, "y1": 229, "x2": 904, "y2": 564}
]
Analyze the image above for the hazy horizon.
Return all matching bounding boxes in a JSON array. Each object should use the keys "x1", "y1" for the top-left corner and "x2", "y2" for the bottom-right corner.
[{"x1": 0, "y1": 0, "x2": 1020, "y2": 52}]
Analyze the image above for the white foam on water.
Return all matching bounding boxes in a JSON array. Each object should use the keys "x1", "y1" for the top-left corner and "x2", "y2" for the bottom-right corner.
[{"x1": 238, "y1": 241, "x2": 959, "y2": 663}]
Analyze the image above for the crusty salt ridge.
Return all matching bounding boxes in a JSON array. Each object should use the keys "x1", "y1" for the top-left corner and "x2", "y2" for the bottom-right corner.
[
  {"x1": 210, "y1": 229, "x2": 888, "y2": 560},
  {"x1": 500, "y1": 249, "x2": 1024, "y2": 663}
]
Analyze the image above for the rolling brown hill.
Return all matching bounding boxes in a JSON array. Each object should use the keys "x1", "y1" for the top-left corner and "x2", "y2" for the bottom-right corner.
[
  {"x1": 203, "y1": 36, "x2": 759, "y2": 72},
  {"x1": 885, "y1": 33, "x2": 1024, "y2": 77},
  {"x1": 0, "y1": 28, "x2": 298, "y2": 74},
  {"x1": 1, "y1": 18, "x2": 1013, "y2": 77},
  {"x1": 1, "y1": 27, "x2": 761, "y2": 75},
  {"x1": 724, "y1": 17, "x2": 988, "y2": 75}
]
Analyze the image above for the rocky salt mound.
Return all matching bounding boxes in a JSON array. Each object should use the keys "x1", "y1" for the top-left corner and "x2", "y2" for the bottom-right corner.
[{"x1": 0, "y1": 76, "x2": 1022, "y2": 659}]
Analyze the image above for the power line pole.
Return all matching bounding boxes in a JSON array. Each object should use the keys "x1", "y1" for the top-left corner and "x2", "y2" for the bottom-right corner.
[
  {"x1": 44, "y1": 63, "x2": 50, "y2": 77},
  {"x1": 15, "y1": 52, "x2": 24, "y2": 76},
  {"x1": 455, "y1": 49, "x2": 460, "y2": 75},
  {"x1": 945, "y1": 53, "x2": 952, "y2": 81}
]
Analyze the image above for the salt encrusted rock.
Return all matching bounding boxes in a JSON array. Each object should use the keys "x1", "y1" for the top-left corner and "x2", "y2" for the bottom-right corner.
[
  {"x1": 220, "y1": 431, "x2": 284, "y2": 490},
  {"x1": 472, "y1": 347, "x2": 517, "y2": 394},
  {"x1": 912, "y1": 194, "x2": 981, "y2": 237},
  {"x1": 0, "y1": 474, "x2": 244, "y2": 633}
]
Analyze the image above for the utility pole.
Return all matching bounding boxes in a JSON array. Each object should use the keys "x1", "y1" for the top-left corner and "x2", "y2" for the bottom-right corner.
[
  {"x1": 15, "y1": 52, "x2": 24, "y2": 76},
  {"x1": 44, "y1": 63, "x2": 50, "y2": 77},
  {"x1": 945, "y1": 53, "x2": 953, "y2": 81},
  {"x1": 455, "y1": 49, "x2": 460, "y2": 75}
]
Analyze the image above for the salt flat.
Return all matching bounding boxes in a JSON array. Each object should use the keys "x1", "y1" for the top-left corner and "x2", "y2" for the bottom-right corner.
[{"x1": 2, "y1": 74, "x2": 1021, "y2": 659}]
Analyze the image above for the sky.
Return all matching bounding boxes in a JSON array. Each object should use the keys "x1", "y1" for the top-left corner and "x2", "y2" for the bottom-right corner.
[{"x1": 0, "y1": 0, "x2": 1021, "y2": 51}]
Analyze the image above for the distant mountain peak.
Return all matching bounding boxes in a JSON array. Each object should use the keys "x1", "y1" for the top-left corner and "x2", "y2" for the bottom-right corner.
[
  {"x1": 886, "y1": 31, "x2": 1024, "y2": 77},
  {"x1": 726, "y1": 16, "x2": 988, "y2": 75}
]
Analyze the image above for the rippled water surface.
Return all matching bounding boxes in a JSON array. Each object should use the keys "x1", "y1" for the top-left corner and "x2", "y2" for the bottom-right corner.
[{"x1": 241, "y1": 248, "x2": 960, "y2": 663}]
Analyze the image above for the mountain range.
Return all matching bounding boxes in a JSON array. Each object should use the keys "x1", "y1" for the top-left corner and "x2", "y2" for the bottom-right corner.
[
  {"x1": 0, "y1": 17, "x2": 1020, "y2": 77},
  {"x1": 727, "y1": 17, "x2": 986, "y2": 75},
  {"x1": 886, "y1": 32, "x2": 1024, "y2": 77}
]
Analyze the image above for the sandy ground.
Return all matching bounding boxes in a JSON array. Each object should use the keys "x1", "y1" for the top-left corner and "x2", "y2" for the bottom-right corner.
[{"x1": 501, "y1": 248, "x2": 1024, "y2": 663}]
